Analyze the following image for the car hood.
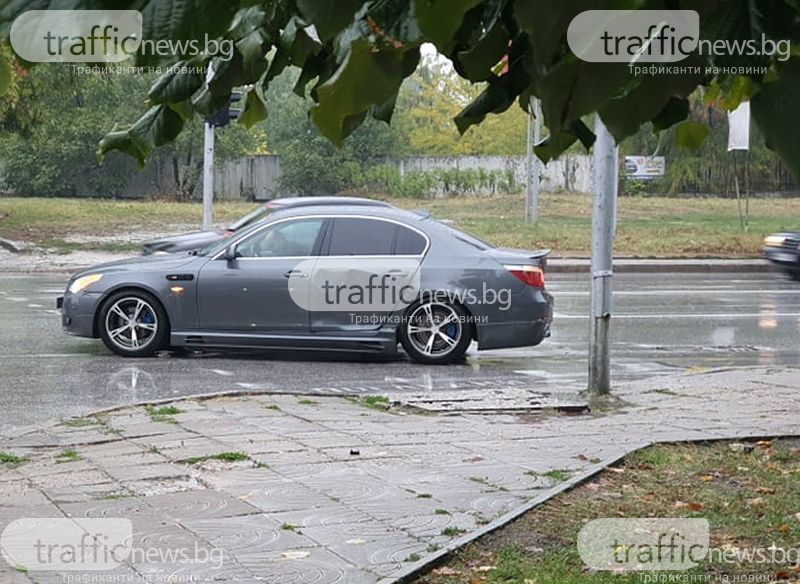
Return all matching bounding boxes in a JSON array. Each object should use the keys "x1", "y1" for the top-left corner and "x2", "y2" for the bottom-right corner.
[
  {"x1": 143, "y1": 230, "x2": 225, "y2": 253},
  {"x1": 72, "y1": 253, "x2": 203, "y2": 279}
]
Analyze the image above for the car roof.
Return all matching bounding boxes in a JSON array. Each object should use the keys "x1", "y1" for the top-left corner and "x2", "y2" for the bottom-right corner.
[
  {"x1": 270, "y1": 205, "x2": 427, "y2": 224},
  {"x1": 263, "y1": 196, "x2": 392, "y2": 210}
]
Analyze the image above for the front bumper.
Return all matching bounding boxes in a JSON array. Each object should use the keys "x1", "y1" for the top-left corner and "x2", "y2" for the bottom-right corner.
[
  {"x1": 762, "y1": 246, "x2": 800, "y2": 267},
  {"x1": 59, "y1": 291, "x2": 101, "y2": 338}
]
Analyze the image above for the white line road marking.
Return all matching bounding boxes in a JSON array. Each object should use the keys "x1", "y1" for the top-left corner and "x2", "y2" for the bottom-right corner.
[
  {"x1": 552, "y1": 289, "x2": 800, "y2": 296},
  {"x1": 554, "y1": 312, "x2": 800, "y2": 319}
]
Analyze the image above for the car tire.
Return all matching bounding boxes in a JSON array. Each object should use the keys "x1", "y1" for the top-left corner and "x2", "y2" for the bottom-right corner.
[
  {"x1": 399, "y1": 299, "x2": 472, "y2": 365},
  {"x1": 98, "y1": 290, "x2": 168, "y2": 358}
]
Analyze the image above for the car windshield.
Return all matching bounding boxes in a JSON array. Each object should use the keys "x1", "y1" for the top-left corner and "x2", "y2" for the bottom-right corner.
[
  {"x1": 195, "y1": 220, "x2": 266, "y2": 257},
  {"x1": 228, "y1": 206, "x2": 270, "y2": 231}
]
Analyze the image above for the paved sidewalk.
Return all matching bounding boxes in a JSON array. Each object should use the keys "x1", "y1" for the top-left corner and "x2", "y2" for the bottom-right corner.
[{"x1": 0, "y1": 366, "x2": 798, "y2": 583}]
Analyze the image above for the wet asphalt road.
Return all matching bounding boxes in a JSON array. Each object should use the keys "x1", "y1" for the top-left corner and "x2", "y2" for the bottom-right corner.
[{"x1": 1, "y1": 271, "x2": 798, "y2": 432}]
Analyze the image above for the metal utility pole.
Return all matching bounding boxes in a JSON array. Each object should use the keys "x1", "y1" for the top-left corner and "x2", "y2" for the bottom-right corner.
[
  {"x1": 524, "y1": 99, "x2": 542, "y2": 224},
  {"x1": 202, "y1": 63, "x2": 216, "y2": 231},
  {"x1": 588, "y1": 114, "x2": 618, "y2": 394},
  {"x1": 202, "y1": 121, "x2": 215, "y2": 231}
]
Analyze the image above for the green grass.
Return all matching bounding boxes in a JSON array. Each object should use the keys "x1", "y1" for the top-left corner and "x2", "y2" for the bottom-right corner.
[
  {"x1": 441, "y1": 527, "x2": 467, "y2": 537},
  {"x1": 387, "y1": 193, "x2": 800, "y2": 258},
  {"x1": 182, "y1": 451, "x2": 249, "y2": 465},
  {"x1": 297, "y1": 398, "x2": 319, "y2": 405},
  {"x1": 0, "y1": 451, "x2": 27, "y2": 467},
  {"x1": 3, "y1": 194, "x2": 799, "y2": 257},
  {"x1": 359, "y1": 395, "x2": 391, "y2": 410},
  {"x1": 434, "y1": 508, "x2": 450, "y2": 515},
  {"x1": 415, "y1": 439, "x2": 800, "y2": 584},
  {"x1": 542, "y1": 468, "x2": 571, "y2": 482},
  {"x1": 281, "y1": 523, "x2": 299, "y2": 532},
  {"x1": 58, "y1": 416, "x2": 101, "y2": 428},
  {"x1": 145, "y1": 405, "x2": 184, "y2": 424},
  {"x1": 55, "y1": 449, "x2": 81, "y2": 463}
]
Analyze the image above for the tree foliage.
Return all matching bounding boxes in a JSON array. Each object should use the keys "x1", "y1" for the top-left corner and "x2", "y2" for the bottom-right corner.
[
  {"x1": 0, "y1": 65, "x2": 256, "y2": 197},
  {"x1": 1, "y1": 1, "x2": 800, "y2": 179}
]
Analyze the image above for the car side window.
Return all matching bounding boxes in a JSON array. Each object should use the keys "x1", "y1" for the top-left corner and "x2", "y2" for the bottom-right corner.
[
  {"x1": 327, "y1": 218, "x2": 396, "y2": 256},
  {"x1": 395, "y1": 225, "x2": 427, "y2": 255},
  {"x1": 236, "y1": 219, "x2": 325, "y2": 258}
]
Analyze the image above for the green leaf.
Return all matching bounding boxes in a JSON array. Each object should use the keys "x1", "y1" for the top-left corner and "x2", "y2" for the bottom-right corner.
[
  {"x1": 98, "y1": 105, "x2": 185, "y2": 167},
  {"x1": 310, "y1": 38, "x2": 404, "y2": 145},
  {"x1": 280, "y1": 17, "x2": 322, "y2": 64},
  {"x1": 414, "y1": 0, "x2": 482, "y2": 52},
  {"x1": 454, "y1": 13, "x2": 509, "y2": 82},
  {"x1": 229, "y1": 7, "x2": 270, "y2": 79},
  {"x1": 238, "y1": 89, "x2": 267, "y2": 129},
  {"x1": 534, "y1": 120, "x2": 595, "y2": 163},
  {"x1": 148, "y1": 62, "x2": 203, "y2": 104},
  {"x1": 296, "y1": 0, "x2": 362, "y2": 42},
  {"x1": 651, "y1": 96, "x2": 690, "y2": 132},
  {"x1": 599, "y1": 56, "x2": 704, "y2": 143},
  {"x1": 674, "y1": 120, "x2": 710, "y2": 150},
  {"x1": 752, "y1": 58, "x2": 800, "y2": 180},
  {"x1": 138, "y1": 0, "x2": 241, "y2": 66},
  {"x1": 454, "y1": 47, "x2": 529, "y2": 134}
]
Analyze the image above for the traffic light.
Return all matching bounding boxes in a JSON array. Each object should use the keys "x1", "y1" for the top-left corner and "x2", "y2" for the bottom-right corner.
[{"x1": 205, "y1": 91, "x2": 242, "y2": 127}]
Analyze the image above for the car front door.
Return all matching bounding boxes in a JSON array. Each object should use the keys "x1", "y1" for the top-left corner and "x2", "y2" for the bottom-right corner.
[{"x1": 196, "y1": 217, "x2": 328, "y2": 334}]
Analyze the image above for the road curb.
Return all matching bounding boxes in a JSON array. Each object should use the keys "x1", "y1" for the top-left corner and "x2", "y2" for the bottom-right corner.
[
  {"x1": 0, "y1": 259, "x2": 782, "y2": 275},
  {"x1": 547, "y1": 259, "x2": 778, "y2": 273}
]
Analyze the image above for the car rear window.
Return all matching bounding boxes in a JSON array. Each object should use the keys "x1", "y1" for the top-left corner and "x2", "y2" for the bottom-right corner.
[
  {"x1": 395, "y1": 226, "x2": 427, "y2": 255},
  {"x1": 437, "y1": 221, "x2": 494, "y2": 250}
]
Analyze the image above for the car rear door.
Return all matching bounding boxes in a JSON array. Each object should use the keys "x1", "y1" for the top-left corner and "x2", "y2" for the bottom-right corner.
[
  {"x1": 310, "y1": 216, "x2": 427, "y2": 333},
  {"x1": 196, "y1": 217, "x2": 328, "y2": 334}
]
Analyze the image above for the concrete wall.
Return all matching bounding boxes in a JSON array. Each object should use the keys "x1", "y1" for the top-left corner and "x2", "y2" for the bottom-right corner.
[
  {"x1": 399, "y1": 154, "x2": 592, "y2": 194},
  {"x1": 87, "y1": 154, "x2": 588, "y2": 200},
  {"x1": 216, "y1": 155, "x2": 282, "y2": 200}
]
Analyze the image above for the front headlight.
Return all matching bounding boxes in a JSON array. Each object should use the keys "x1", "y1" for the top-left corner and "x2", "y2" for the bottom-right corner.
[
  {"x1": 69, "y1": 274, "x2": 103, "y2": 294},
  {"x1": 764, "y1": 235, "x2": 786, "y2": 247}
]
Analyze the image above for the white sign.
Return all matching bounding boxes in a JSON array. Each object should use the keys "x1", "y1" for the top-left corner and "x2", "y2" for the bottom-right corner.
[
  {"x1": 727, "y1": 101, "x2": 750, "y2": 151},
  {"x1": 624, "y1": 156, "x2": 665, "y2": 180}
]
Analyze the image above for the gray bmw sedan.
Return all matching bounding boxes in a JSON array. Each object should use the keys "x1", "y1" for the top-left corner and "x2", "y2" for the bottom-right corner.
[{"x1": 58, "y1": 202, "x2": 553, "y2": 364}]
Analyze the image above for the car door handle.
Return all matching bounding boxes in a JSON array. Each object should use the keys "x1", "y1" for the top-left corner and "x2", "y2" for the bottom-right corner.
[
  {"x1": 387, "y1": 269, "x2": 409, "y2": 277},
  {"x1": 284, "y1": 270, "x2": 308, "y2": 279}
]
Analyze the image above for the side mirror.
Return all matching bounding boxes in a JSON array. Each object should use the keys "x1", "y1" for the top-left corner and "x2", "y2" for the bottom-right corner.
[{"x1": 224, "y1": 243, "x2": 239, "y2": 262}]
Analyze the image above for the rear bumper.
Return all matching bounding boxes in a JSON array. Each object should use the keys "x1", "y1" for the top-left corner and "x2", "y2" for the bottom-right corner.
[{"x1": 476, "y1": 290, "x2": 553, "y2": 350}]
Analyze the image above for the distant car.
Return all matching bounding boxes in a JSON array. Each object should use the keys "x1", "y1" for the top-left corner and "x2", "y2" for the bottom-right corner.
[
  {"x1": 141, "y1": 196, "x2": 393, "y2": 255},
  {"x1": 762, "y1": 231, "x2": 800, "y2": 279},
  {"x1": 58, "y1": 203, "x2": 553, "y2": 365}
]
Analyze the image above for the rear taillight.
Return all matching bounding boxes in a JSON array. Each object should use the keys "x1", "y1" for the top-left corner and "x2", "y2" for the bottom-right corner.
[{"x1": 505, "y1": 265, "x2": 545, "y2": 288}]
